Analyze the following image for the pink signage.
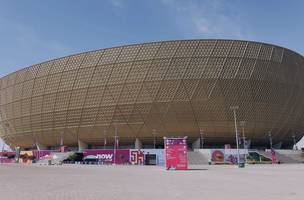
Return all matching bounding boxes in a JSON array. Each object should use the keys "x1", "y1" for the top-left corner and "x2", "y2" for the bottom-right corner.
[
  {"x1": 82, "y1": 149, "x2": 130, "y2": 164},
  {"x1": 164, "y1": 137, "x2": 188, "y2": 170}
]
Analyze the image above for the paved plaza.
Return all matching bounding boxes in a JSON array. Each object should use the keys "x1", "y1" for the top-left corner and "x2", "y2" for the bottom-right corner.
[{"x1": 0, "y1": 164, "x2": 303, "y2": 200}]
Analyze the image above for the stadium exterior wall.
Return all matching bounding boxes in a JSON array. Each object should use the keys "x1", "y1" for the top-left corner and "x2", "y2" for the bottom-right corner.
[{"x1": 0, "y1": 39, "x2": 304, "y2": 149}]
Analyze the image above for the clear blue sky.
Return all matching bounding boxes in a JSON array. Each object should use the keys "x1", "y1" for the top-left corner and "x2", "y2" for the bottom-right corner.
[{"x1": 0, "y1": 0, "x2": 303, "y2": 77}]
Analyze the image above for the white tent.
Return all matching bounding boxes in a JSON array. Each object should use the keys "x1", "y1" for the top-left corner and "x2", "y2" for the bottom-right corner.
[
  {"x1": 296, "y1": 136, "x2": 304, "y2": 150},
  {"x1": 0, "y1": 138, "x2": 11, "y2": 151}
]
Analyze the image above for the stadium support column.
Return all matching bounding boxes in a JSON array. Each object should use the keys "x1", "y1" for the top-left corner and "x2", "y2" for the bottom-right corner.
[
  {"x1": 36, "y1": 143, "x2": 47, "y2": 150},
  {"x1": 268, "y1": 131, "x2": 273, "y2": 149},
  {"x1": 135, "y1": 138, "x2": 142, "y2": 149},
  {"x1": 78, "y1": 140, "x2": 88, "y2": 151},
  {"x1": 230, "y1": 106, "x2": 240, "y2": 166}
]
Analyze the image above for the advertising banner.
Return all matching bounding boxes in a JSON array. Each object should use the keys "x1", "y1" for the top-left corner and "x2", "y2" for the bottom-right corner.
[
  {"x1": 211, "y1": 149, "x2": 225, "y2": 163},
  {"x1": 19, "y1": 151, "x2": 34, "y2": 164},
  {"x1": 130, "y1": 149, "x2": 145, "y2": 165},
  {"x1": 0, "y1": 157, "x2": 15, "y2": 163},
  {"x1": 32, "y1": 150, "x2": 51, "y2": 160},
  {"x1": 82, "y1": 149, "x2": 130, "y2": 164},
  {"x1": 130, "y1": 149, "x2": 164, "y2": 166},
  {"x1": 0, "y1": 152, "x2": 16, "y2": 163},
  {"x1": 164, "y1": 137, "x2": 188, "y2": 170},
  {"x1": 211, "y1": 149, "x2": 247, "y2": 164}
]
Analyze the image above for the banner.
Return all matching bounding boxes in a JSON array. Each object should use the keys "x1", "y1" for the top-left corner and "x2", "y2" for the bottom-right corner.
[
  {"x1": 211, "y1": 149, "x2": 225, "y2": 163},
  {"x1": 130, "y1": 149, "x2": 145, "y2": 165},
  {"x1": 210, "y1": 149, "x2": 247, "y2": 164},
  {"x1": 164, "y1": 137, "x2": 188, "y2": 170},
  {"x1": 0, "y1": 157, "x2": 15, "y2": 163},
  {"x1": 32, "y1": 150, "x2": 51, "y2": 160},
  {"x1": 82, "y1": 149, "x2": 130, "y2": 164},
  {"x1": 0, "y1": 152, "x2": 16, "y2": 163},
  {"x1": 130, "y1": 149, "x2": 164, "y2": 165},
  {"x1": 19, "y1": 151, "x2": 34, "y2": 164}
]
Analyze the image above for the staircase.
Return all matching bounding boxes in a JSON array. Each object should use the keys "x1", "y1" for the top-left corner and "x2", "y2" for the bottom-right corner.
[
  {"x1": 258, "y1": 150, "x2": 304, "y2": 164},
  {"x1": 256, "y1": 150, "x2": 272, "y2": 160},
  {"x1": 275, "y1": 150, "x2": 304, "y2": 163},
  {"x1": 188, "y1": 151, "x2": 209, "y2": 165}
]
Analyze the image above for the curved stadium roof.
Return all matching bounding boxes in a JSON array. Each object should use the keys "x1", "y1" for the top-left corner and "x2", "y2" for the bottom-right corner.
[{"x1": 0, "y1": 39, "x2": 304, "y2": 148}]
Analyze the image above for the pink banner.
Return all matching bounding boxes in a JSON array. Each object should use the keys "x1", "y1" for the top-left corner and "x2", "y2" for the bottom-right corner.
[
  {"x1": 32, "y1": 150, "x2": 51, "y2": 160},
  {"x1": 0, "y1": 158, "x2": 15, "y2": 163},
  {"x1": 0, "y1": 152, "x2": 16, "y2": 163},
  {"x1": 164, "y1": 138, "x2": 188, "y2": 170},
  {"x1": 82, "y1": 149, "x2": 130, "y2": 164}
]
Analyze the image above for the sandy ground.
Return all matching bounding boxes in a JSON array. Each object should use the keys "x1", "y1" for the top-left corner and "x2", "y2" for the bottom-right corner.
[{"x1": 0, "y1": 163, "x2": 303, "y2": 200}]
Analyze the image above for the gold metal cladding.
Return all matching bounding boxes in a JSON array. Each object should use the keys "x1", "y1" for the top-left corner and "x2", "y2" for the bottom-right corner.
[{"x1": 0, "y1": 39, "x2": 304, "y2": 148}]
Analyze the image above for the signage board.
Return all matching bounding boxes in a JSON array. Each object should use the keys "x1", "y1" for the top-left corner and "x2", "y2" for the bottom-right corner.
[
  {"x1": 130, "y1": 149, "x2": 164, "y2": 165},
  {"x1": 82, "y1": 149, "x2": 130, "y2": 164},
  {"x1": 210, "y1": 149, "x2": 248, "y2": 164},
  {"x1": 164, "y1": 137, "x2": 188, "y2": 170}
]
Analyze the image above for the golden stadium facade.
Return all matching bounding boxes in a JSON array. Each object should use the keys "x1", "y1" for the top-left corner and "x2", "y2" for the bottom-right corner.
[{"x1": 0, "y1": 39, "x2": 304, "y2": 149}]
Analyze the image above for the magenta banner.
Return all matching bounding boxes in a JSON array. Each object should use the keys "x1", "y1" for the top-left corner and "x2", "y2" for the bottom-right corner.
[
  {"x1": 164, "y1": 137, "x2": 188, "y2": 170},
  {"x1": 32, "y1": 150, "x2": 52, "y2": 160},
  {"x1": 0, "y1": 158, "x2": 15, "y2": 163},
  {"x1": 0, "y1": 152, "x2": 16, "y2": 163},
  {"x1": 82, "y1": 149, "x2": 130, "y2": 164}
]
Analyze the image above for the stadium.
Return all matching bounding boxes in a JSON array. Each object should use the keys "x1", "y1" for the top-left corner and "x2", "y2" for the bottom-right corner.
[{"x1": 0, "y1": 39, "x2": 304, "y2": 150}]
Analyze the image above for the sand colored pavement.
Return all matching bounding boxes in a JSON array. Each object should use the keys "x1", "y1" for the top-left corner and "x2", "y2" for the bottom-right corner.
[{"x1": 0, "y1": 164, "x2": 303, "y2": 200}]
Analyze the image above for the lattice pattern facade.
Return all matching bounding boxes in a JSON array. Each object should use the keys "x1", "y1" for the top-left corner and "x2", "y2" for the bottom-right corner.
[{"x1": 0, "y1": 39, "x2": 304, "y2": 148}]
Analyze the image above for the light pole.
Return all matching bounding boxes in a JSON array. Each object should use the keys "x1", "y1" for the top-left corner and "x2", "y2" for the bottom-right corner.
[
  {"x1": 240, "y1": 121, "x2": 246, "y2": 149},
  {"x1": 240, "y1": 121, "x2": 247, "y2": 164},
  {"x1": 113, "y1": 124, "x2": 118, "y2": 165},
  {"x1": 152, "y1": 129, "x2": 157, "y2": 149},
  {"x1": 230, "y1": 106, "x2": 240, "y2": 166},
  {"x1": 268, "y1": 131, "x2": 273, "y2": 149},
  {"x1": 199, "y1": 128, "x2": 204, "y2": 149},
  {"x1": 103, "y1": 130, "x2": 107, "y2": 149},
  {"x1": 60, "y1": 132, "x2": 64, "y2": 152}
]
